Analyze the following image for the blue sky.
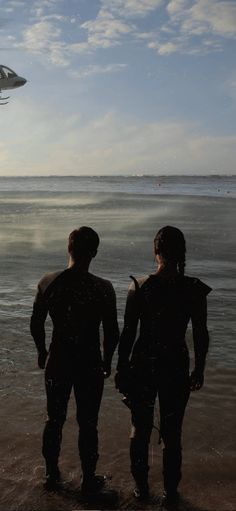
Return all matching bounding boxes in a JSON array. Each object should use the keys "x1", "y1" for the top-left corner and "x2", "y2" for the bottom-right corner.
[{"x1": 0, "y1": 0, "x2": 235, "y2": 175}]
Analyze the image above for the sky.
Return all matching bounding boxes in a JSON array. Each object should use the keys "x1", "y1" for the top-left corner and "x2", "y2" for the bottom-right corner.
[{"x1": 0, "y1": 0, "x2": 235, "y2": 176}]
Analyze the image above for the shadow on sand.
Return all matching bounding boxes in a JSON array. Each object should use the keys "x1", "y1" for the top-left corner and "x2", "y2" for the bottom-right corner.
[
  {"x1": 43, "y1": 480, "x2": 120, "y2": 510},
  {"x1": 41, "y1": 481, "x2": 208, "y2": 511}
]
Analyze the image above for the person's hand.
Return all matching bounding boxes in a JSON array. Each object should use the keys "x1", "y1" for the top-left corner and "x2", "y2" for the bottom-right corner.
[
  {"x1": 114, "y1": 368, "x2": 130, "y2": 394},
  {"x1": 38, "y1": 350, "x2": 48, "y2": 369},
  {"x1": 190, "y1": 369, "x2": 204, "y2": 391},
  {"x1": 103, "y1": 363, "x2": 111, "y2": 379}
]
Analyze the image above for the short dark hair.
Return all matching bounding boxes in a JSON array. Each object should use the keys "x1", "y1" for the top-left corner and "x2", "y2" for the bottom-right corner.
[
  {"x1": 154, "y1": 225, "x2": 186, "y2": 275},
  {"x1": 68, "y1": 226, "x2": 99, "y2": 261}
]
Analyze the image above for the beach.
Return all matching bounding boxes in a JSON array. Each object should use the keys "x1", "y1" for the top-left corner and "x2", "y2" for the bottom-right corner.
[{"x1": 0, "y1": 176, "x2": 235, "y2": 511}]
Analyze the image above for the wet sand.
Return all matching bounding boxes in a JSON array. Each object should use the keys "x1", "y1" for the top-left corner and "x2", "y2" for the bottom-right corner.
[{"x1": 0, "y1": 363, "x2": 236, "y2": 511}]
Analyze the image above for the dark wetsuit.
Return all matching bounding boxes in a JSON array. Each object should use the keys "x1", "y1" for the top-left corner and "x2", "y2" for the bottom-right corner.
[
  {"x1": 30, "y1": 267, "x2": 119, "y2": 477},
  {"x1": 117, "y1": 273, "x2": 211, "y2": 493}
]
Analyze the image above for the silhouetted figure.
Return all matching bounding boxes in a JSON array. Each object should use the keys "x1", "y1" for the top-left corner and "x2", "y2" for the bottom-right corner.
[
  {"x1": 31, "y1": 226, "x2": 119, "y2": 492},
  {"x1": 115, "y1": 226, "x2": 211, "y2": 507}
]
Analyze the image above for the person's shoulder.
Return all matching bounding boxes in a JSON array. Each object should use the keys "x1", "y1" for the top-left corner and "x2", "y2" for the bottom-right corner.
[
  {"x1": 38, "y1": 270, "x2": 64, "y2": 294},
  {"x1": 128, "y1": 275, "x2": 149, "y2": 291},
  {"x1": 183, "y1": 275, "x2": 212, "y2": 297},
  {"x1": 88, "y1": 273, "x2": 114, "y2": 291}
]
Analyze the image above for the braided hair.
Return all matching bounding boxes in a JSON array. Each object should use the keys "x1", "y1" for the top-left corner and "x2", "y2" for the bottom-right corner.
[{"x1": 154, "y1": 226, "x2": 186, "y2": 276}]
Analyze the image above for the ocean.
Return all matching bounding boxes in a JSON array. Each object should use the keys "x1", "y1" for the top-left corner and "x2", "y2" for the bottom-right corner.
[{"x1": 0, "y1": 175, "x2": 235, "y2": 510}]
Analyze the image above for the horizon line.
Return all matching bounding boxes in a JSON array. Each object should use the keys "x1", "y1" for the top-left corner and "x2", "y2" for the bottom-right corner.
[{"x1": 0, "y1": 174, "x2": 235, "y2": 178}]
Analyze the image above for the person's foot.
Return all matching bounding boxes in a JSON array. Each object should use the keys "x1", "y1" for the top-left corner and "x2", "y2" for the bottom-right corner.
[
  {"x1": 133, "y1": 482, "x2": 149, "y2": 500},
  {"x1": 162, "y1": 489, "x2": 180, "y2": 509},
  {"x1": 81, "y1": 474, "x2": 106, "y2": 496},
  {"x1": 45, "y1": 465, "x2": 61, "y2": 489}
]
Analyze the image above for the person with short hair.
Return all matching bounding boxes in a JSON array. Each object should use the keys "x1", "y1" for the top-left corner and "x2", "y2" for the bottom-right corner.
[
  {"x1": 115, "y1": 226, "x2": 211, "y2": 506},
  {"x1": 31, "y1": 226, "x2": 119, "y2": 492}
]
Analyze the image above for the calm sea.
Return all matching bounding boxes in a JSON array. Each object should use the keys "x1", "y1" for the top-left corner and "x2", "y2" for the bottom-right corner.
[{"x1": 0, "y1": 175, "x2": 235, "y2": 386}]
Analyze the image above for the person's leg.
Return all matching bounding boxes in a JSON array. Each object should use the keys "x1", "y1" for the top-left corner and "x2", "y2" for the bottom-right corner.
[
  {"x1": 42, "y1": 377, "x2": 72, "y2": 480},
  {"x1": 158, "y1": 367, "x2": 190, "y2": 497},
  {"x1": 73, "y1": 368, "x2": 104, "y2": 488},
  {"x1": 129, "y1": 387, "x2": 157, "y2": 497}
]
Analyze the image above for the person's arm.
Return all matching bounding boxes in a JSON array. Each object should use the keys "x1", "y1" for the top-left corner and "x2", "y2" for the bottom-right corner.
[
  {"x1": 102, "y1": 282, "x2": 119, "y2": 378},
  {"x1": 190, "y1": 294, "x2": 210, "y2": 391},
  {"x1": 30, "y1": 284, "x2": 49, "y2": 369}
]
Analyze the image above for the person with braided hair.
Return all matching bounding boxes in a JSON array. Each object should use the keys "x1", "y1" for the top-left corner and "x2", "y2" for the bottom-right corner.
[{"x1": 115, "y1": 226, "x2": 211, "y2": 506}]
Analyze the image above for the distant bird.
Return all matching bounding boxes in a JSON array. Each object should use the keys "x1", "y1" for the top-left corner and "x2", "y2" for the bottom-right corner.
[{"x1": 0, "y1": 65, "x2": 27, "y2": 104}]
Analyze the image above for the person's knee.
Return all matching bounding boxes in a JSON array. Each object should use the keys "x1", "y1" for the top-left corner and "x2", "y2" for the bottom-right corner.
[
  {"x1": 162, "y1": 434, "x2": 182, "y2": 451},
  {"x1": 45, "y1": 414, "x2": 66, "y2": 430},
  {"x1": 161, "y1": 418, "x2": 182, "y2": 448},
  {"x1": 78, "y1": 417, "x2": 98, "y2": 436},
  {"x1": 130, "y1": 423, "x2": 152, "y2": 443}
]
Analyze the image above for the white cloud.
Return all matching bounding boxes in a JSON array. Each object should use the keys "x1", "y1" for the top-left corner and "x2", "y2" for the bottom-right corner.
[
  {"x1": 6, "y1": 1, "x2": 26, "y2": 7},
  {"x1": 149, "y1": 40, "x2": 179, "y2": 54},
  {"x1": 136, "y1": 31, "x2": 158, "y2": 40},
  {"x1": 77, "y1": 0, "x2": 162, "y2": 52},
  {"x1": 19, "y1": 21, "x2": 61, "y2": 52},
  {"x1": 69, "y1": 63, "x2": 127, "y2": 79},
  {"x1": 41, "y1": 14, "x2": 67, "y2": 22},
  {"x1": 17, "y1": 20, "x2": 70, "y2": 66},
  {"x1": 101, "y1": 0, "x2": 163, "y2": 18},
  {"x1": 17, "y1": 0, "x2": 161, "y2": 62},
  {"x1": 186, "y1": 0, "x2": 236, "y2": 37},
  {"x1": 32, "y1": 0, "x2": 63, "y2": 10},
  {"x1": 79, "y1": 0, "x2": 236, "y2": 60},
  {"x1": 167, "y1": 0, "x2": 188, "y2": 15},
  {"x1": 11, "y1": 3, "x2": 134, "y2": 64},
  {"x1": 30, "y1": 0, "x2": 64, "y2": 21},
  {"x1": 1, "y1": 102, "x2": 235, "y2": 175},
  {"x1": 167, "y1": 0, "x2": 236, "y2": 38},
  {"x1": 146, "y1": 0, "x2": 236, "y2": 57},
  {"x1": 3, "y1": 0, "x2": 236, "y2": 67},
  {"x1": 81, "y1": 10, "x2": 134, "y2": 50}
]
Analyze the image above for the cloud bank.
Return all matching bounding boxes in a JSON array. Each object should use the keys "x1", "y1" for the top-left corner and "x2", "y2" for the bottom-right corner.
[{"x1": 0, "y1": 101, "x2": 235, "y2": 175}]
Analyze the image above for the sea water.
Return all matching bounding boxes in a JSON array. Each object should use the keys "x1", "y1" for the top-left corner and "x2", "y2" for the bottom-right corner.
[{"x1": 0, "y1": 175, "x2": 235, "y2": 371}]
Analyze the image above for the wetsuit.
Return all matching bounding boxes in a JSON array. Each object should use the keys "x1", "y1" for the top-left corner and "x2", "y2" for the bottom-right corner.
[
  {"x1": 30, "y1": 267, "x2": 119, "y2": 478},
  {"x1": 117, "y1": 273, "x2": 211, "y2": 493}
]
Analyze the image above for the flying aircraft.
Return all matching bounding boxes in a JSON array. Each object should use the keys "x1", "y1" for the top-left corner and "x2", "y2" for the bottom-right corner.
[{"x1": 0, "y1": 65, "x2": 27, "y2": 105}]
